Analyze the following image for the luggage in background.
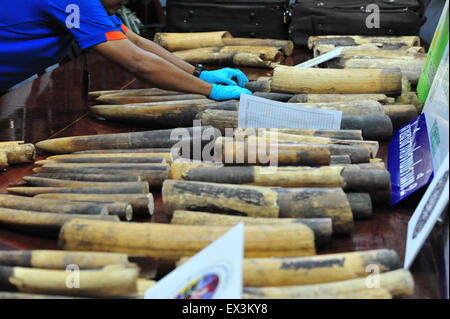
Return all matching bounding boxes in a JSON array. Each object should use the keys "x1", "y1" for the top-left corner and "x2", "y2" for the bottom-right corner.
[
  {"x1": 289, "y1": 0, "x2": 428, "y2": 47},
  {"x1": 166, "y1": 0, "x2": 290, "y2": 39}
]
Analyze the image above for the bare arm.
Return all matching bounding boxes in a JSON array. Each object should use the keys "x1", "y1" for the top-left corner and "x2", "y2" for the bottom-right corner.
[
  {"x1": 125, "y1": 29, "x2": 196, "y2": 75},
  {"x1": 93, "y1": 38, "x2": 212, "y2": 96}
]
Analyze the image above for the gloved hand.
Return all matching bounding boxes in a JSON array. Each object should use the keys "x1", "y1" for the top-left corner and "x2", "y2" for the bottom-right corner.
[
  {"x1": 209, "y1": 84, "x2": 252, "y2": 101},
  {"x1": 200, "y1": 68, "x2": 249, "y2": 87}
]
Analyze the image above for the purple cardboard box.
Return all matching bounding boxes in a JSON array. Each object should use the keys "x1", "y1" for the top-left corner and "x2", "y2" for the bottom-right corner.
[{"x1": 388, "y1": 113, "x2": 434, "y2": 205}]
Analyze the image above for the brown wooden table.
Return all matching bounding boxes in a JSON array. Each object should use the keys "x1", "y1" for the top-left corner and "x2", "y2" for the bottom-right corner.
[{"x1": 0, "y1": 50, "x2": 444, "y2": 298}]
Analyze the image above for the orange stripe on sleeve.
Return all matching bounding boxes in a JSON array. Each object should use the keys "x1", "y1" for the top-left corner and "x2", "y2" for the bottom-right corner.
[
  {"x1": 121, "y1": 24, "x2": 129, "y2": 34},
  {"x1": 105, "y1": 31, "x2": 127, "y2": 41}
]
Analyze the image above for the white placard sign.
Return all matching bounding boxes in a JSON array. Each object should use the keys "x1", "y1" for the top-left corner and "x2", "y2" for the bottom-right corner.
[
  {"x1": 144, "y1": 223, "x2": 244, "y2": 299},
  {"x1": 238, "y1": 94, "x2": 342, "y2": 129},
  {"x1": 404, "y1": 153, "x2": 449, "y2": 269}
]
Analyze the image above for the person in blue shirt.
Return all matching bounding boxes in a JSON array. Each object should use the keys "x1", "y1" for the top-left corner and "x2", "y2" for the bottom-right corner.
[{"x1": 0, "y1": 0, "x2": 251, "y2": 100}]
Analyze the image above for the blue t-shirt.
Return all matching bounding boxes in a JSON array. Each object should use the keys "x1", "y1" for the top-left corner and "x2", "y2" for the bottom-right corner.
[{"x1": 0, "y1": 0, "x2": 128, "y2": 93}]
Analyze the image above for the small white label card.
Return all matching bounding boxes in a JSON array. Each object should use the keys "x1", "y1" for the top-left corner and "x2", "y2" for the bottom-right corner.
[
  {"x1": 238, "y1": 94, "x2": 342, "y2": 129},
  {"x1": 404, "y1": 152, "x2": 449, "y2": 269},
  {"x1": 144, "y1": 223, "x2": 244, "y2": 299},
  {"x1": 295, "y1": 47, "x2": 344, "y2": 68}
]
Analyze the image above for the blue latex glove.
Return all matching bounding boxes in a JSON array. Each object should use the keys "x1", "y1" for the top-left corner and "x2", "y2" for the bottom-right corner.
[
  {"x1": 200, "y1": 68, "x2": 249, "y2": 87},
  {"x1": 209, "y1": 84, "x2": 252, "y2": 101}
]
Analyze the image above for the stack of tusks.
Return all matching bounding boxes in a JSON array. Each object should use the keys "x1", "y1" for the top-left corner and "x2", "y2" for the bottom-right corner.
[
  {"x1": 4, "y1": 35, "x2": 423, "y2": 296},
  {"x1": 0, "y1": 135, "x2": 409, "y2": 298},
  {"x1": 152, "y1": 31, "x2": 294, "y2": 68},
  {"x1": 307, "y1": 35, "x2": 425, "y2": 85},
  {"x1": 4, "y1": 147, "x2": 165, "y2": 222},
  {"x1": 0, "y1": 247, "x2": 413, "y2": 299},
  {"x1": 9, "y1": 126, "x2": 392, "y2": 230},
  {"x1": 89, "y1": 70, "x2": 417, "y2": 141},
  {"x1": 0, "y1": 250, "x2": 154, "y2": 298},
  {"x1": 306, "y1": 34, "x2": 425, "y2": 114},
  {"x1": 88, "y1": 34, "x2": 421, "y2": 140}
]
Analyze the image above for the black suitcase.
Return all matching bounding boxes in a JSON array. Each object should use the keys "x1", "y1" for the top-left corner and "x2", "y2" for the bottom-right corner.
[
  {"x1": 166, "y1": 0, "x2": 290, "y2": 39},
  {"x1": 289, "y1": 0, "x2": 428, "y2": 47}
]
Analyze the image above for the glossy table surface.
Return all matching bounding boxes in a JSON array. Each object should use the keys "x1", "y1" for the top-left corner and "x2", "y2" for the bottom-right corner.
[{"x1": 0, "y1": 50, "x2": 444, "y2": 299}]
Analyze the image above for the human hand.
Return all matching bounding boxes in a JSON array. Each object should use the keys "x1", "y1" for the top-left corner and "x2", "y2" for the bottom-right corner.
[
  {"x1": 209, "y1": 84, "x2": 252, "y2": 101},
  {"x1": 200, "y1": 68, "x2": 249, "y2": 87}
]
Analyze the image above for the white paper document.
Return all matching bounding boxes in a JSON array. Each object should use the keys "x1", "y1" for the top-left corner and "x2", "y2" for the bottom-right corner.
[
  {"x1": 238, "y1": 94, "x2": 342, "y2": 129},
  {"x1": 295, "y1": 47, "x2": 344, "y2": 68},
  {"x1": 404, "y1": 152, "x2": 449, "y2": 269},
  {"x1": 144, "y1": 223, "x2": 244, "y2": 299}
]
